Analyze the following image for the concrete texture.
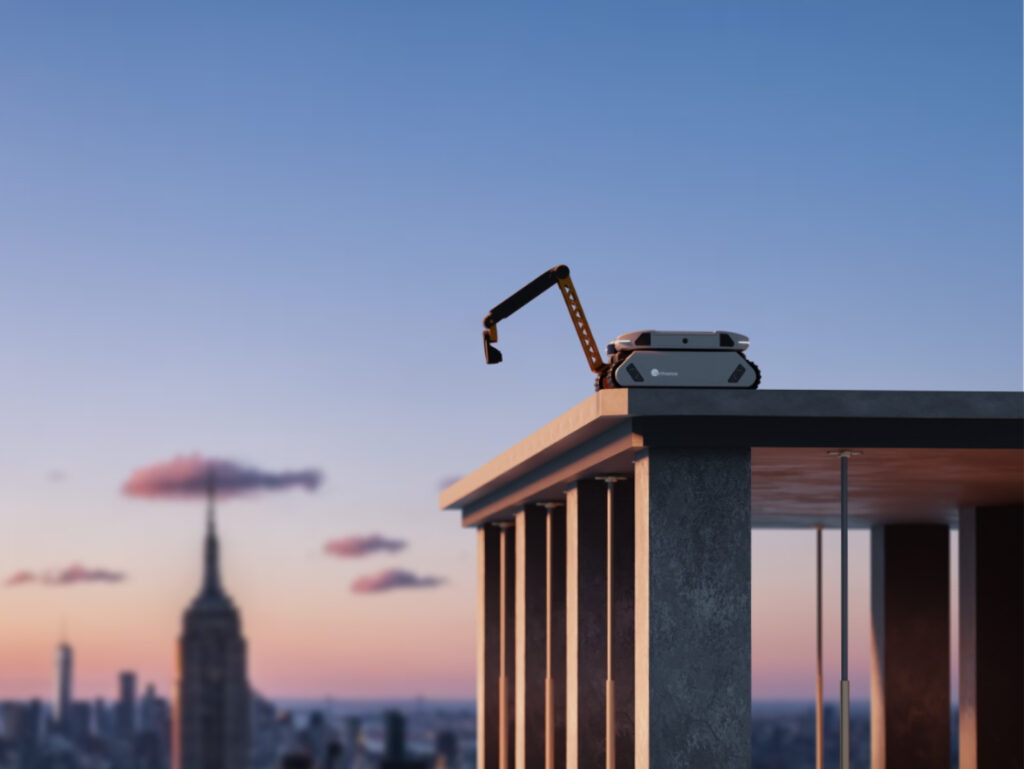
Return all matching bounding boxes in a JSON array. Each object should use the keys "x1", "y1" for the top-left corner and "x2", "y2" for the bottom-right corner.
[
  {"x1": 440, "y1": 390, "x2": 1023, "y2": 528},
  {"x1": 634, "y1": 448, "x2": 751, "y2": 769},
  {"x1": 566, "y1": 480, "x2": 607, "y2": 769},
  {"x1": 959, "y1": 506, "x2": 1024, "y2": 769},
  {"x1": 477, "y1": 527, "x2": 501, "y2": 769},
  {"x1": 515, "y1": 507, "x2": 547, "y2": 769},
  {"x1": 869, "y1": 525, "x2": 950, "y2": 769}
]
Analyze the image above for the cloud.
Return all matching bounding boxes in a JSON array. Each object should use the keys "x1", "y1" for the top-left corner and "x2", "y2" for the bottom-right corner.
[
  {"x1": 5, "y1": 570, "x2": 36, "y2": 587},
  {"x1": 324, "y1": 534, "x2": 406, "y2": 558},
  {"x1": 6, "y1": 564, "x2": 126, "y2": 587},
  {"x1": 437, "y1": 475, "x2": 463, "y2": 491},
  {"x1": 122, "y1": 455, "x2": 322, "y2": 499},
  {"x1": 351, "y1": 569, "x2": 444, "y2": 594},
  {"x1": 48, "y1": 565, "x2": 125, "y2": 585}
]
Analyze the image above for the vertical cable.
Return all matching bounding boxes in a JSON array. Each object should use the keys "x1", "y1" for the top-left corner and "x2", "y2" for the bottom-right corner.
[
  {"x1": 841, "y1": 456, "x2": 848, "y2": 684},
  {"x1": 498, "y1": 523, "x2": 509, "y2": 769},
  {"x1": 606, "y1": 481, "x2": 614, "y2": 769},
  {"x1": 596, "y1": 476, "x2": 625, "y2": 769},
  {"x1": 828, "y1": 449, "x2": 859, "y2": 769},
  {"x1": 541, "y1": 503, "x2": 561, "y2": 769},
  {"x1": 816, "y1": 526, "x2": 824, "y2": 769}
]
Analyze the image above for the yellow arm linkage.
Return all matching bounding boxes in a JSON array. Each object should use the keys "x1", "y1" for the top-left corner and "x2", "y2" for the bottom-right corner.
[
  {"x1": 482, "y1": 264, "x2": 609, "y2": 376},
  {"x1": 554, "y1": 273, "x2": 607, "y2": 375}
]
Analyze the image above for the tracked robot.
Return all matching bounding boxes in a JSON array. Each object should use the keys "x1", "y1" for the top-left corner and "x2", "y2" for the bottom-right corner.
[{"x1": 482, "y1": 264, "x2": 760, "y2": 390}]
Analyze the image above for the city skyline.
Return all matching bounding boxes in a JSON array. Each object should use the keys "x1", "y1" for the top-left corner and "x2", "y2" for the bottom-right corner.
[
  {"x1": 1, "y1": 0, "x2": 1019, "y2": 709},
  {"x1": 0, "y1": 517, "x2": 948, "y2": 705}
]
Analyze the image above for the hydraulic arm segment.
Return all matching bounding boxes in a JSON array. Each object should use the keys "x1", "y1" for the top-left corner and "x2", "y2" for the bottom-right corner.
[
  {"x1": 483, "y1": 264, "x2": 608, "y2": 378},
  {"x1": 482, "y1": 264, "x2": 761, "y2": 390}
]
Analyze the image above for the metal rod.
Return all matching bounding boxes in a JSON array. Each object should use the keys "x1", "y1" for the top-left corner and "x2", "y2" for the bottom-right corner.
[
  {"x1": 596, "y1": 476, "x2": 625, "y2": 769},
  {"x1": 546, "y1": 509, "x2": 553, "y2": 681},
  {"x1": 540, "y1": 503, "x2": 561, "y2": 769},
  {"x1": 827, "y1": 449, "x2": 859, "y2": 769},
  {"x1": 840, "y1": 455, "x2": 849, "y2": 769},
  {"x1": 606, "y1": 482, "x2": 615, "y2": 769},
  {"x1": 606, "y1": 481, "x2": 614, "y2": 684},
  {"x1": 498, "y1": 523, "x2": 509, "y2": 769},
  {"x1": 815, "y1": 526, "x2": 823, "y2": 769},
  {"x1": 841, "y1": 456, "x2": 848, "y2": 684}
]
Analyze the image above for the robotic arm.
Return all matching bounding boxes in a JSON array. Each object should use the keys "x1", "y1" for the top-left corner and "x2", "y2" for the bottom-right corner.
[{"x1": 482, "y1": 264, "x2": 608, "y2": 376}]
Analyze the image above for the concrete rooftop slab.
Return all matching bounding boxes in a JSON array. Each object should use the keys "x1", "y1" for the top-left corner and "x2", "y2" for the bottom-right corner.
[{"x1": 440, "y1": 389, "x2": 1023, "y2": 528}]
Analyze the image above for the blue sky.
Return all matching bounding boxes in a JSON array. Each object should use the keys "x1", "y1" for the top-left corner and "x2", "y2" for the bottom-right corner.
[{"x1": 0, "y1": 2, "x2": 1019, "y2": 698}]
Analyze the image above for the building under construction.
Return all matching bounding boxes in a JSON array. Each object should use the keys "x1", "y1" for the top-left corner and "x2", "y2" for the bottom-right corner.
[{"x1": 440, "y1": 387, "x2": 1023, "y2": 769}]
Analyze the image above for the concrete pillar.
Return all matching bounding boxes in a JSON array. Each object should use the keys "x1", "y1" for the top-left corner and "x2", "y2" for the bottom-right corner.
[
  {"x1": 634, "y1": 448, "x2": 751, "y2": 769},
  {"x1": 610, "y1": 480, "x2": 635, "y2": 769},
  {"x1": 499, "y1": 524, "x2": 516, "y2": 769},
  {"x1": 869, "y1": 524, "x2": 950, "y2": 769},
  {"x1": 566, "y1": 479, "x2": 607, "y2": 769},
  {"x1": 959, "y1": 506, "x2": 1024, "y2": 769},
  {"x1": 547, "y1": 505, "x2": 567, "y2": 769},
  {"x1": 478, "y1": 526, "x2": 501, "y2": 769},
  {"x1": 515, "y1": 506, "x2": 547, "y2": 769}
]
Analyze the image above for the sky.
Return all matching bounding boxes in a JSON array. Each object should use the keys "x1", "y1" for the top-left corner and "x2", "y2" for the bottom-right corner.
[{"x1": 0, "y1": 2, "x2": 1019, "y2": 704}]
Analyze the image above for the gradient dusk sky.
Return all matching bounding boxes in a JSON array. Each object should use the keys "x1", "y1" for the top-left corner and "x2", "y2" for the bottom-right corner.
[{"x1": 0, "y1": 2, "x2": 1020, "y2": 703}]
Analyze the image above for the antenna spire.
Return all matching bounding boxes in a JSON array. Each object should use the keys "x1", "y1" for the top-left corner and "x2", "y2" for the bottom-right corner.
[{"x1": 201, "y1": 466, "x2": 222, "y2": 597}]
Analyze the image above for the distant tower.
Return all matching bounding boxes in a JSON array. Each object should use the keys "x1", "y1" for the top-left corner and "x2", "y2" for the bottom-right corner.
[
  {"x1": 118, "y1": 671, "x2": 136, "y2": 739},
  {"x1": 55, "y1": 642, "x2": 72, "y2": 732},
  {"x1": 175, "y1": 480, "x2": 249, "y2": 769},
  {"x1": 342, "y1": 716, "x2": 361, "y2": 769},
  {"x1": 384, "y1": 710, "x2": 405, "y2": 762}
]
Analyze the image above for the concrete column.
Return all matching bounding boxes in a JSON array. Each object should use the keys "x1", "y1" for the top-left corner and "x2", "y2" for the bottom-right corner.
[
  {"x1": 634, "y1": 447, "x2": 751, "y2": 769},
  {"x1": 515, "y1": 506, "x2": 547, "y2": 769},
  {"x1": 610, "y1": 480, "x2": 635, "y2": 769},
  {"x1": 959, "y1": 506, "x2": 1023, "y2": 769},
  {"x1": 869, "y1": 524, "x2": 950, "y2": 769},
  {"x1": 547, "y1": 506, "x2": 567, "y2": 769},
  {"x1": 499, "y1": 524, "x2": 516, "y2": 769},
  {"x1": 566, "y1": 479, "x2": 607, "y2": 769},
  {"x1": 478, "y1": 526, "x2": 501, "y2": 769}
]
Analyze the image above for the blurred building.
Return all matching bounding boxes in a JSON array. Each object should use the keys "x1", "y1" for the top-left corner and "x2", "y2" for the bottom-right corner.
[
  {"x1": 54, "y1": 643, "x2": 73, "y2": 735},
  {"x1": 0, "y1": 700, "x2": 45, "y2": 766},
  {"x1": 66, "y1": 702, "x2": 91, "y2": 745},
  {"x1": 341, "y1": 717, "x2": 362, "y2": 769},
  {"x1": 175, "y1": 491, "x2": 249, "y2": 769},
  {"x1": 138, "y1": 685, "x2": 172, "y2": 769},
  {"x1": 117, "y1": 671, "x2": 136, "y2": 740},
  {"x1": 93, "y1": 698, "x2": 115, "y2": 743},
  {"x1": 249, "y1": 693, "x2": 279, "y2": 769},
  {"x1": 378, "y1": 711, "x2": 428, "y2": 769},
  {"x1": 278, "y1": 754, "x2": 313, "y2": 769},
  {"x1": 433, "y1": 731, "x2": 457, "y2": 769}
]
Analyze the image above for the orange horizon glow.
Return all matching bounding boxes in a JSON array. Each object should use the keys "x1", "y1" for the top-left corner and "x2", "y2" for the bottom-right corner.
[{"x1": 0, "y1": 530, "x2": 960, "y2": 704}]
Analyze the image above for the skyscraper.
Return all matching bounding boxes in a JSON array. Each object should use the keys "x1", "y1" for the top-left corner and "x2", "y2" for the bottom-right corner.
[
  {"x1": 118, "y1": 671, "x2": 137, "y2": 739},
  {"x1": 175, "y1": 486, "x2": 249, "y2": 769},
  {"x1": 55, "y1": 642, "x2": 72, "y2": 733}
]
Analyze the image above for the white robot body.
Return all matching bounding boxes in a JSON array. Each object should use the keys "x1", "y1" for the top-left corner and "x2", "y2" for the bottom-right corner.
[{"x1": 605, "y1": 330, "x2": 760, "y2": 389}]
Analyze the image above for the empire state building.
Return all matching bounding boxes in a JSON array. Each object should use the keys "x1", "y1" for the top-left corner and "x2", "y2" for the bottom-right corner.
[{"x1": 176, "y1": 491, "x2": 249, "y2": 769}]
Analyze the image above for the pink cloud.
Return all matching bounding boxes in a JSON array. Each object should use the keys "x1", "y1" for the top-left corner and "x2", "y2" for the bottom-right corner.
[
  {"x1": 46, "y1": 564, "x2": 125, "y2": 585},
  {"x1": 351, "y1": 569, "x2": 444, "y2": 594},
  {"x1": 5, "y1": 570, "x2": 36, "y2": 587},
  {"x1": 122, "y1": 454, "x2": 322, "y2": 499},
  {"x1": 324, "y1": 534, "x2": 406, "y2": 558},
  {"x1": 6, "y1": 564, "x2": 126, "y2": 587}
]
